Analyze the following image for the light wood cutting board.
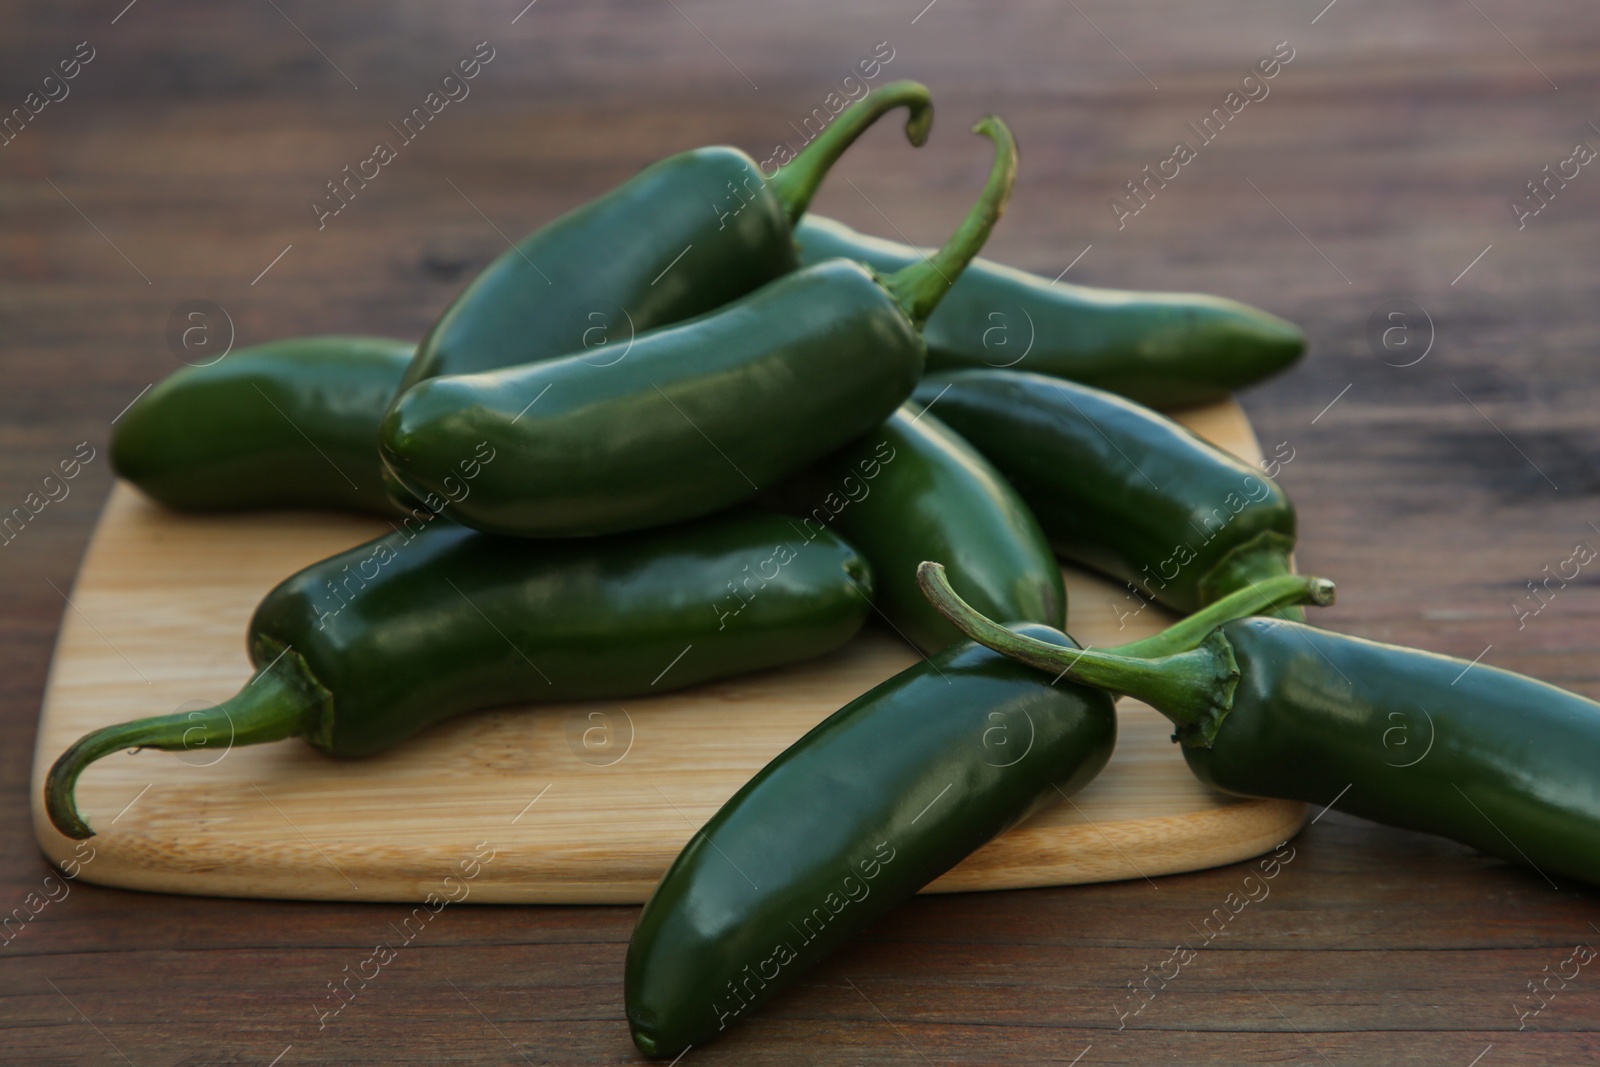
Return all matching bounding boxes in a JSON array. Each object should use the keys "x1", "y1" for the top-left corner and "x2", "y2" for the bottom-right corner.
[{"x1": 30, "y1": 400, "x2": 1303, "y2": 903}]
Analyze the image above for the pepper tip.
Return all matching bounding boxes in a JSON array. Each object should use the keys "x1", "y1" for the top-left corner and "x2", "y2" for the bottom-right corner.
[
  {"x1": 628, "y1": 1025, "x2": 675, "y2": 1060},
  {"x1": 44, "y1": 744, "x2": 98, "y2": 841}
]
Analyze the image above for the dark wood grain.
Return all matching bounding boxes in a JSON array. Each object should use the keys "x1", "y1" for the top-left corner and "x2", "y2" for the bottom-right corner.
[{"x1": 5, "y1": 1, "x2": 1600, "y2": 1063}]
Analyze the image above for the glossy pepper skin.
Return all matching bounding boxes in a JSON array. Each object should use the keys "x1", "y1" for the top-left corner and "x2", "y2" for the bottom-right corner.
[
  {"x1": 768, "y1": 404, "x2": 1063, "y2": 654},
  {"x1": 385, "y1": 261, "x2": 925, "y2": 537},
  {"x1": 390, "y1": 83, "x2": 933, "y2": 395},
  {"x1": 1186, "y1": 620, "x2": 1600, "y2": 886},
  {"x1": 624, "y1": 570, "x2": 1336, "y2": 1056},
  {"x1": 625, "y1": 625, "x2": 1115, "y2": 1057},
  {"x1": 924, "y1": 566, "x2": 1600, "y2": 888},
  {"x1": 381, "y1": 82, "x2": 932, "y2": 508},
  {"x1": 44, "y1": 510, "x2": 873, "y2": 839},
  {"x1": 914, "y1": 369, "x2": 1297, "y2": 616},
  {"x1": 111, "y1": 336, "x2": 411, "y2": 515},
  {"x1": 796, "y1": 215, "x2": 1305, "y2": 409},
  {"x1": 383, "y1": 117, "x2": 1020, "y2": 539}
]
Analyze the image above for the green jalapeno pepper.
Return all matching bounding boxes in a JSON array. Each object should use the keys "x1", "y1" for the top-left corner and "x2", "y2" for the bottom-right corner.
[
  {"x1": 767, "y1": 403, "x2": 1062, "y2": 654},
  {"x1": 45, "y1": 510, "x2": 874, "y2": 840},
  {"x1": 626, "y1": 625, "x2": 1112, "y2": 1058},
  {"x1": 111, "y1": 336, "x2": 412, "y2": 515},
  {"x1": 391, "y1": 82, "x2": 931, "y2": 394},
  {"x1": 914, "y1": 368, "x2": 1298, "y2": 618},
  {"x1": 922, "y1": 561, "x2": 1600, "y2": 888},
  {"x1": 381, "y1": 83, "x2": 932, "y2": 508},
  {"x1": 625, "y1": 573, "x2": 1332, "y2": 1056},
  {"x1": 796, "y1": 215, "x2": 1304, "y2": 409},
  {"x1": 382, "y1": 117, "x2": 1019, "y2": 539}
]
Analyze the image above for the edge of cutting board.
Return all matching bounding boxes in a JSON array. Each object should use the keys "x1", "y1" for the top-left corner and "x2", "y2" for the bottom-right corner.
[{"x1": 30, "y1": 398, "x2": 1305, "y2": 903}]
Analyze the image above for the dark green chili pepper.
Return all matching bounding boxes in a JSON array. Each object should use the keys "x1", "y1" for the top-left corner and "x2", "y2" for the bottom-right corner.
[
  {"x1": 914, "y1": 368, "x2": 1298, "y2": 618},
  {"x1": 796, "y1": 215, "x2": 1304, "y2": 409},
  {"x1": 922, "y1": 561, "x2": 1600, "y2": 888},
  {"x1": 382, "y1": 117, "x2": 1019, "y2": 539},
  {"x1": 767, "y1": 403, "x2": 1062, "y2": 654},
  {"x1": 394, "y1": 82, "x2": 932, "y2": 394},
  {"x1": 626, "y1": 626, "x2": 1112, "y2": 1057},
  {"x1": 625, "y1": 573, "x2": 1331, "y2": 1056},
  {"x1": 381, "y1": 82, "x2": 932, "y2": 508},
  {"x1": 45, "y1": 510, "x2": 873, "y2": 840},
  {"x1": 111, "y1": 336, "x2": 412, "y2": 515}
]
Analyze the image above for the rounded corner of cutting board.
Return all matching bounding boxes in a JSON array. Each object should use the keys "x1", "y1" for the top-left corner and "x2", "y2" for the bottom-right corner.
[{"x1": 31, "y1": 399, "x2": 1299, "y2": 903}]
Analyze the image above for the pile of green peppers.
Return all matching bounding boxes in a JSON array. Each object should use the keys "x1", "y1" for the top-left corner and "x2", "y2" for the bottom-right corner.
[{"x1": 44, "y1": 79, "x2": 1595, "y2": 1060}]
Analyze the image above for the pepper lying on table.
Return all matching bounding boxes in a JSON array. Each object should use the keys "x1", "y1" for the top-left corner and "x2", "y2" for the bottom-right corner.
[
  {"x1": 391, "y1": 81, "x2": 931, "y2": 389},
  {"x1": 624, "y1": 574, "x2": 1334, "y2": 1056},
  {"x1": 110, "y1": 336, "x2": 413, "y2": 516},
  {"x1": 382, "y1": 80, "x2": 935, "y2": 507},
  {"x1": 44, "y1": 512, "x2": 874, "y2": 839},
  {"x1": 381, "y1": 117, "x2": 1020, "y2": 539},
  {"x1": 915, "y1": 369, "x2": 1301, "y2": 619},
  {"x1": 921, "y1": 560, "x2": 1600, "y2": 888},
  {"x1": 797, "y1": 214, "x2": 1305, "y2": 409},
  {"x1": 766, "y1": 401, "x2": 1063, "y2": 655}
]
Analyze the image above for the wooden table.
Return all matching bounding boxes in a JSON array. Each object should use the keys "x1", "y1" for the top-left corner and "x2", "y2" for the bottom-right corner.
[{"x1": 4, "y1": 2, "x2": 1599, "y2": 1063}]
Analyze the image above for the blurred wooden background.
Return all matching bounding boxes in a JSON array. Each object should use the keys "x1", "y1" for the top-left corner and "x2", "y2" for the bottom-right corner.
[{"x1": 3, "y1": 1, "x2": 1600, "y2": 1063}]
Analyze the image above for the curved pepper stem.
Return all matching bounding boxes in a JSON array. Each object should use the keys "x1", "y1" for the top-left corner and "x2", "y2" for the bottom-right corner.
[
  {"x1": 1196, "y1": 530, "x2": 1304, "y2": 622},
  {"x1": 766, "y1": 80, "x2": 934, "y2": 225},
  {"x1": 1114, "y1": 573, "x2": 1334, "y2": 660},
  {"x1": 44, "y1": 669, "x2": 313, "y2": 840},
  {"x1": 917, "y1": 560, "x2": 1242, "y2": 739},
  {"x1": 884, "y1": 115, "x2": 1018, "y2": 329}
]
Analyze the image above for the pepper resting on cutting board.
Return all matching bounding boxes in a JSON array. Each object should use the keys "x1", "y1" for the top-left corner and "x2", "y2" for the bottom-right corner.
[
  {"x1": 767, "y1": 403, "x2": 1063, "y2": 654},
  {"x1": 914, "y1": 368, "x2": 1299, "y2": 618},
  {"x1": 382, "y1": 116, "x2": 1020, "y2": 539},
  {"x1": 45, "y1": 511, "x2": 874, "y2": 839},
  {"x1": 922, "y1": 560, "x2": 1600, "y2": 887},
  {"x1": 797, "y1": 215, "x2": 1305, "y2": 409},
  {"x1": 111, "y1": 336, "x2": 412, "y2": 515},
  {"x1": 625, "y1": 573, "x2": 1333, "y2": 1056}
]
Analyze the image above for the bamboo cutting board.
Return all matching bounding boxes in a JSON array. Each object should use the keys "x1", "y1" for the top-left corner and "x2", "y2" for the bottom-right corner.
[{"x1": 30, "y1": 400, "x2": 1304, "y2": 903}]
